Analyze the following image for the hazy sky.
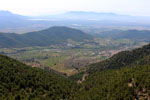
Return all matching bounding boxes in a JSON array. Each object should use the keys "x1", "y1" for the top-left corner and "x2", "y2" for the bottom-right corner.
[{"x1": 0, "y1": 0, "x2": 150, "y2": 16}]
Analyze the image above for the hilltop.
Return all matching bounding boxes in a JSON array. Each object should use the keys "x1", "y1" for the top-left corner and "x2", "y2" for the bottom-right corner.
[{"x1": 0, "y1": 26, "x2": 93, "y2": 48}]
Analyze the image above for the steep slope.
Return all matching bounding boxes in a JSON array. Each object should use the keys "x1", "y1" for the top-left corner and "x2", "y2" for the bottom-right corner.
[
  {"x1": 1, "y1": 43, "x2": 150, "y2": 100},
  {"x1": 0, "y1": 26, "x2": 93, "y2": 48},
  {"x1": 70, "y1": 64, "x2": 150, "y2": 100},
  {"x1": 70, "y1": 43, "x2": 150, "y2": 81},
  {"x1": 0, "y1": 54, "x2": 77, "y2": 100},
  {"x1": 87, "y1": 43, "x2": 150, "y2": 73},
  {"x1": 69, "y1": 44, "x2": 150, "y2": 100}
]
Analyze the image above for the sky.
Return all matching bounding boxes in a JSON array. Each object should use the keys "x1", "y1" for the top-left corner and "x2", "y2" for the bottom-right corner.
[{"x1": 0, "y1": 0, "x2": 150, "y2": 16}]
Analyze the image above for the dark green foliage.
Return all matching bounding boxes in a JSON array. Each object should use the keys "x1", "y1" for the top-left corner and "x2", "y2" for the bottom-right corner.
[
  {"x1": 0, "y1": 26, "x2": 93, "y2": 48},
  {"x1": 70, "y1": 65, "x2": 150, "y2": 100},
  {"x1": 0, "y1": 54, "x2": 77, "y2": 100},
  {"x1": 70, "y1": 44, "x2": 150, "y2": 80},
  {"x1": 68, "y1": 43, "x2": 150, "y2": 100},
  {"x1": 87, "y1": 43, "x2": 150, "y2": 73},
  {"x1": 69, "y1": 72, "x2": 85, "y2": 81},
  {"x1": 1, "y1": 43, "x2": 150, "y2": 100}
]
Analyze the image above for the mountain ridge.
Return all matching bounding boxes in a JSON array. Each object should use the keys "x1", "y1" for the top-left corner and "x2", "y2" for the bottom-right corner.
[
  {"x1": 36, "y1": 11, "x2": 150, "y2": 22},
  {"x1": 0, "y1": 26, "x2": 93, "y2": 48}
]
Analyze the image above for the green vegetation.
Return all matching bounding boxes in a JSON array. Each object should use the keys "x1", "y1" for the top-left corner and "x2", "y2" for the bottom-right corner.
[
  {"x1": 1, "y1": 11, "x2": 150, "y2": 100},
  {"x1": 1, "y1": 28, "x2": 150, "y2": 99},
  {"x1": 1, "y1": 43, "x2": 150, "y2": 100},
  {"x1": 69, "y1": 44, "x2": 150, "y2": 100},
  {"x1": 0, "y1": 54, "x2": 77, "y2": 100},
  {"x1": 3, "y1": 44, "x2": 105, "y2": 76},
  {"x1": 0, "y1": 26, "x2": 93, "y2": 48},
  {"x1": 1, "y1": 27, "x2": 150, "y2": 77},
  {"x1": 2, "y1": 33, "x2": 143, "y2": 76},
  {"x1": 87, "y1": 43, "x2": 150, "y2": 73},
  {"x1": 70, "y1": 43, "x2": 150, "y2": 81},
  {"x1": 70, "y1": 64, "x2": 150, "y2": 100}
]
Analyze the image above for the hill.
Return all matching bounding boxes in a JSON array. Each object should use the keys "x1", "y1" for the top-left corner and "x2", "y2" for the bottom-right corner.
[
  {"x1": 0, "y1": 26, "x2": 93, "y2": 48},
  {"x1": 70, "y1": 64, "x2": 150, "y2": 100},
  {"x1": 1, "y1": 42, "x2": 150, "y2": 100},
  {"x1": 87, "y1": 43, "x2": 150, "y2": 73},
  {"x1": 97, "y1": 30, "x2": 150, "y2": 42},
  {"x1": 0, "y1": 54, "x2": 77, "y2": 100},
  {"x1": 69, "y1": 44, "x2": 150, "y2": 100},
  {"x1": 70, "y1": 43, "x2": 150, "y2": 80}
]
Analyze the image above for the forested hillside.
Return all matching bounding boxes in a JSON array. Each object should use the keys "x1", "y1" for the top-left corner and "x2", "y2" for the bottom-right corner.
[
  {"x1": 68, "y1": 43, "x2": 150, "y2": 99},
  {"x1": 70, "y1": 64, "x2": 150, "y2": 100},
  {"x1": 87, "y1": 43, "x2": 150, "y2": 73},
  {"x1": 0, "y1": 26, "x2": 93, "y2": 48},
  {"x1": 0, "y1": 54, "x2": 77, "y2": 100},
  {"x1": 70, "y1": 43, "x2": 150, "y2": 81},
  {"x1": 1, "y1": 43, "x2": 150, "y2": 100}
]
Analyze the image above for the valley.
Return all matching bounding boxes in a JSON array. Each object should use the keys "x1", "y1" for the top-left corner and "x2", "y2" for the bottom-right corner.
[
  {"x1": 1, "y1": 26, "x2": 150, "y2": 100},
  {"x1": 0, "y1": 42, "x2": 125, "y2": 76},
  {"x1": 0, "y1": 36, "x2": 148, "y2": 76},
  {"x1": 1, "y1": 1, "x2": 150, "y2": 99},
  {"x1": 1, "y1": 43, "x2": 150, "y2": 100},
  {"x1": 0, "y1": 27, "x2": 149, "y2": 76}
]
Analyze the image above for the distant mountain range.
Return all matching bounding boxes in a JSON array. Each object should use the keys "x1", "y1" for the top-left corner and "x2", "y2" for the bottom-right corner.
[
  {"x1": 0, "y1": 26, "x2": 93, "y2": 48},
  {"x1": 1, "y1": 10, "x2": 150, "y2": 33},
  {"x1": 37, "y1": 11, "x2": 121, "y2": 20},
  {"x1": 36, "y1": 11, "x2": 150, "y2": 22},
  {"x1": 0, "y1": 11, "x2": 31, "y2": 29},
  {"x1": 0, "y1": 11, "x2": 28, "y2": 20}
]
